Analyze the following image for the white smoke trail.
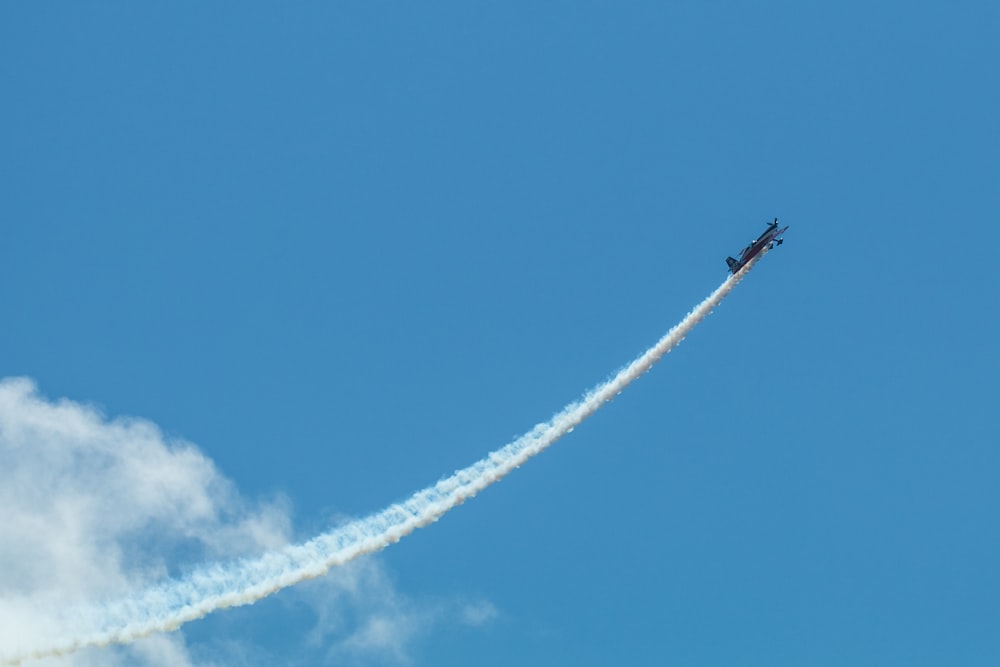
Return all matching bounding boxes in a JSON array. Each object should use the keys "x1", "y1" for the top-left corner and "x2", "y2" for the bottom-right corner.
[{"x1": 2, "y1": 256, "x2": 760, "y2": 665}]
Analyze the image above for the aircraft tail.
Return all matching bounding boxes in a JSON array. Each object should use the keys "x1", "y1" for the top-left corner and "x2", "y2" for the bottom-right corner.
[{"x1": 726, "y1": 256, "x2": 740, "y2": 273}]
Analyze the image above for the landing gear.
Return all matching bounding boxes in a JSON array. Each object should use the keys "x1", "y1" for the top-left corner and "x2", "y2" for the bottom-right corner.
[{"x1": 776, "y1": 239, "x2": 784, "y2": 246}]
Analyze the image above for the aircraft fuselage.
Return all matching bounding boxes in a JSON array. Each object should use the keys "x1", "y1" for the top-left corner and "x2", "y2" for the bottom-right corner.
[{"x1": 726, "y1": 219, "x2": 788, "y2": 274}]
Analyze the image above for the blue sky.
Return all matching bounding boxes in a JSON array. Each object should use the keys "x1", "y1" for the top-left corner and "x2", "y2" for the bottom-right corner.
[{"x1": 2, "y1": 1, "x2": 999, "y2": 665}]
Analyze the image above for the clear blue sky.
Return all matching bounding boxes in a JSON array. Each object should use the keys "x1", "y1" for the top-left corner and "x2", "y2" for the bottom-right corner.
[{"x1": 2, "y1": 2, "x2": 999, "y2": 665}]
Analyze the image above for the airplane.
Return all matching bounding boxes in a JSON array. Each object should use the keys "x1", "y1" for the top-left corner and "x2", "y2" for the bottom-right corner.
[{"x1": 726, "y1": 218, "x2": 789, "y2": 274}]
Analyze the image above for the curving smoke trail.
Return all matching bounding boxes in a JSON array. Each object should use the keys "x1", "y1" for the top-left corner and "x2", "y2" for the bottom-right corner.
[{"x1": 2, "y1": 256, "x2": 760, "y2": 665}]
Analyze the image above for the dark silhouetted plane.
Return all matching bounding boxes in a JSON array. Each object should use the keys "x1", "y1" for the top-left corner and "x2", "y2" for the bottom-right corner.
[{"x1": 726, "y1": 218, "x2": 789, "y2": 274}]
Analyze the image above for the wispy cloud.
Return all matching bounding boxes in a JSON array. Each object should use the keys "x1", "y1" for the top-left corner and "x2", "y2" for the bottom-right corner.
[
  {"x1": 0, "y1": 377, "x2": 291, "y2": 665},
  {"x1": 0, "y1": 378, "x2": 496, "y2": 666},
  {"x1": 298, "y1": 559, "x2": 498, "y2": 666},
  {"x1": 458, "y1": 599, "x2": 499, "y2": 627}
]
